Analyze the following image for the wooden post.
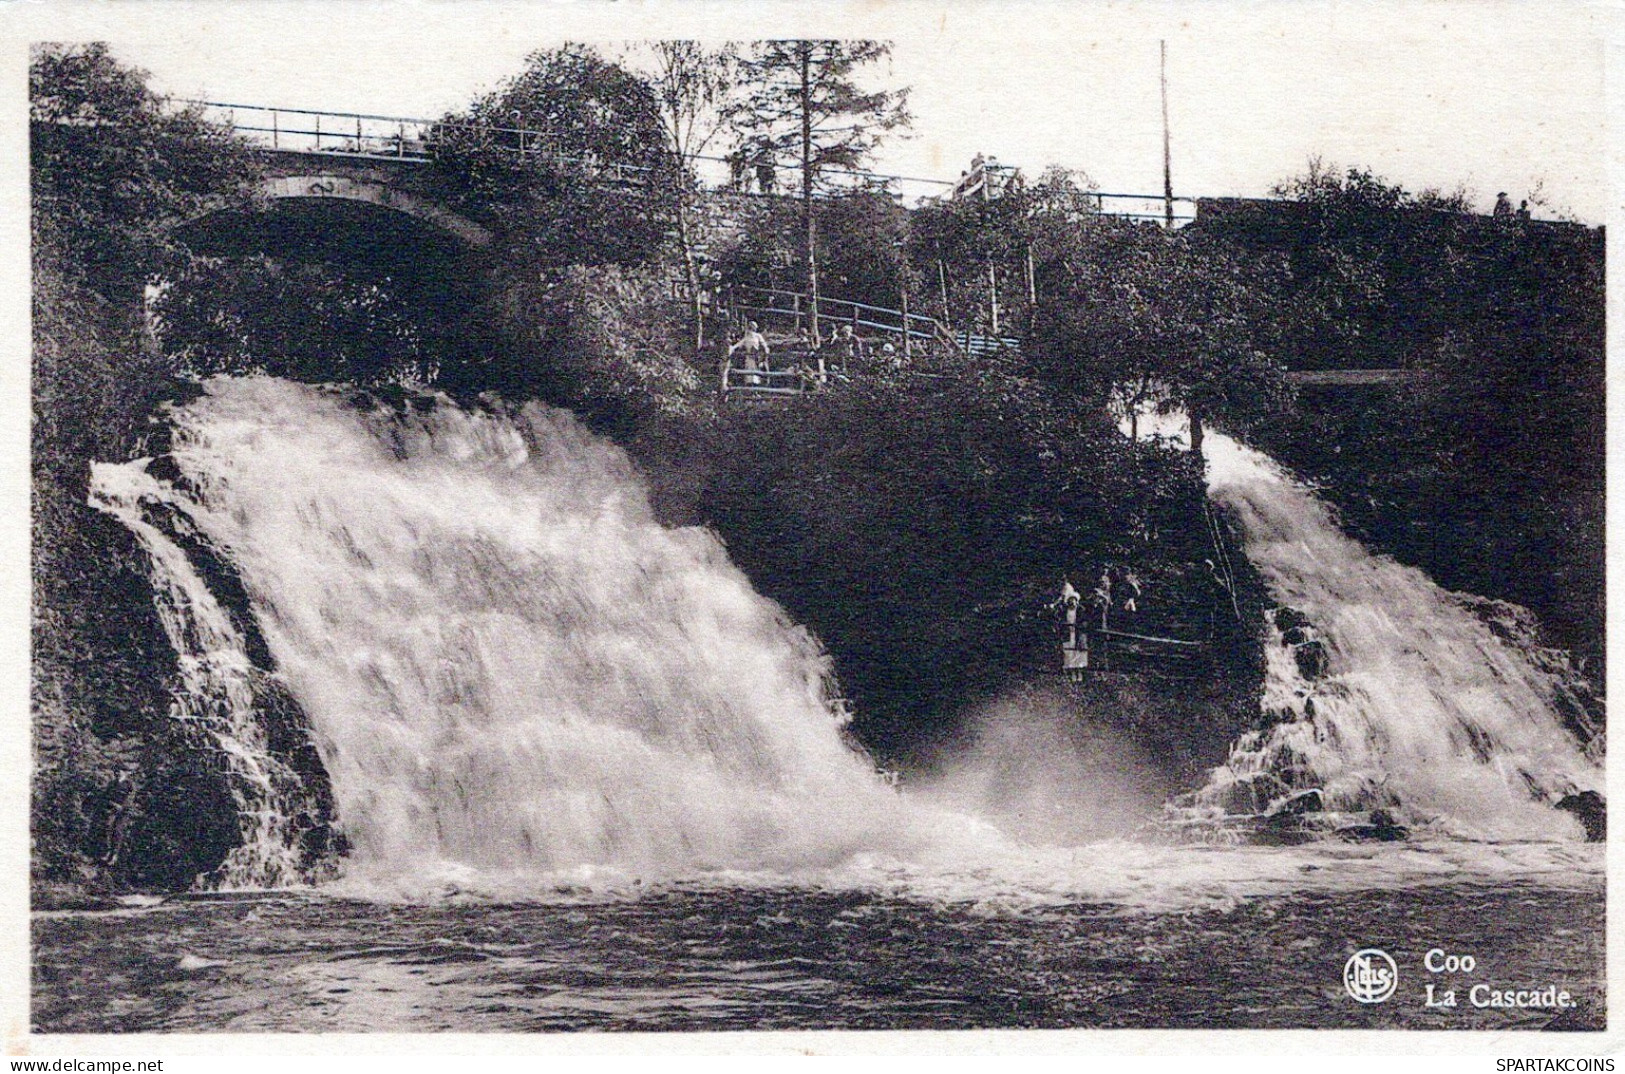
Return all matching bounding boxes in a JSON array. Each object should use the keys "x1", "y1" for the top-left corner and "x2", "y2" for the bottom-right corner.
[
  {"x1": 271, "y1": 109, "x2": 279, "y2": 150},
  {"x1": 900, "y1": 286, "x2": 912, "y2": 359},
  {"x1": 988, "y1": 262, "x2": 1000, "y2": 337}
]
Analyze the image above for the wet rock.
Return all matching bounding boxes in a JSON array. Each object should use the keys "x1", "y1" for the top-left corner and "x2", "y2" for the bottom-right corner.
[
  {"x1": 1337, "y1": 808, "x2": 1409, "y2": 842},
  {"x1": 1280, "y1": 625, "x2": 1314, "y2": 647},
  {"x1": 1269, "y1": 788, "x2": 1324, "y2": 817},
  {"x1": 1293, "y1": 639, "x2": 1329, "y2": 680},
  {"x1": 1556, "y1": 791, "x2": 1606, "y2": 842},
  {"x1": 1273, "y1": 606, "x2": 1312, "y2": 634}
]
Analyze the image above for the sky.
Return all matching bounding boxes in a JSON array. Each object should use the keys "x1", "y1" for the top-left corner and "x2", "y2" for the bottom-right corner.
[
  {"x1": 29, "y1": 0, "x2": 1606, "y2": 223},
  {"x1": 14, "y1": 1, "x2": 1617, "y2": 220},
  {"x1": 22, "y1": 1, "x2": 1599, "y2": 219}
]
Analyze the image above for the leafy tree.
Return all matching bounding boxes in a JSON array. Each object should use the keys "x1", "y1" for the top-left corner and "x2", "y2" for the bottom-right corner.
[
  {"x1": 727, "y1": 41, "x2": 911, "y2": 342},
  {"x1": 31, "y1": 42, "x2": 260, "y2": 300},
  {"x1": 1031, "y1": 225, "x2": 1292, "y2": 450},
  {"x1": 152, "y1": 257, "x2": 438, "y2": 385},
  {"x1": 431, "y1": 44, "x2": 674, "y2": 269},
  {"x1": 630, "y1": 42, "x2": 738, "y2": 348},
  {"x1": 910, "y1": 164, "x2": 1100, "y2": 337}
]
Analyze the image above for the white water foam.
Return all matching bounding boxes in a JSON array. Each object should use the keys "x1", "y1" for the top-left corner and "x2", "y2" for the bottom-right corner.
[
  {"x1": 88, "y1": 378, "x2": 1601, "y2": 908},
  {"x1": 93, "y1": 377, "x2": 970, "y2": 888},
  {"x1": 1190, "y1": 431, "x2": 1601, "y2": 840},
  {"x1": 88, "y1": 461, "x2": 313, "y2": 887}
]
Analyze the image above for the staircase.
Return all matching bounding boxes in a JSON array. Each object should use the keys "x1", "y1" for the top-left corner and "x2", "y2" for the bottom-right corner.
[{"x1": 716, "y1": 286, "x2": 1019, "y2": 400}]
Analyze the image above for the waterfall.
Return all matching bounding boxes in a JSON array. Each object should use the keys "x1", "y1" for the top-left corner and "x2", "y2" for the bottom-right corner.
[
  {"x1": 1187, "y1": 431, "x2": 1602, "y2": 840},
  {"x1": 88, "y1": 462, "x2": 317, "y2": 887},
  {"x1": 89, "y1": 380, "x2": 1602, "y2": 894},
  {"x1": 89, "y1": 377, "x2": 919, "y2": 888}
]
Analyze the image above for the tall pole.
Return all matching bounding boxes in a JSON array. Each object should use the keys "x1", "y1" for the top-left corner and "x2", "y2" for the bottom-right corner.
[
  {"x1": 800, "y1": 43, "x2": 821, "y2": 345},
  {"x1": 1161, "y1": 39, "x2": 1174, "y2": 229}
]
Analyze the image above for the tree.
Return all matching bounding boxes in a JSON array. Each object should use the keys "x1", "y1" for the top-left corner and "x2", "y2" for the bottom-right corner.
[
  {"x1": 1031, "y1": 225, "x2": 1292, "y2": 451},
  {"x1": 629, "y1": 42, "x2": 738, "y2": 348},
  {"x1": 727, "y1": 41, "x2": 911, "y2": 343},
  {"x1": 31, "y1": 42, "x2": 260, "y2": 300},
  {"x1": 431, "y1": 44, "x2": 674, "y2": 269},
  {"x1": 910, "y1": 164, "x2": 1100, "y2": 338},
  {"x1": 152, "y1": 257, "x2": 438, "y2": 385}
]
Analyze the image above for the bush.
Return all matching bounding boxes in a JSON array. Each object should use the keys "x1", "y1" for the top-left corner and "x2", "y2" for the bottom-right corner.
[{"x1": 677, "y1": 357, "x2": 1250, "y2": 760}]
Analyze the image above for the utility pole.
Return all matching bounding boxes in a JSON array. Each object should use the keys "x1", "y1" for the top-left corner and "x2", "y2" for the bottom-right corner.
[
  {"x1": 800, "y1": 43, "x2": 821, "y2": 345},
  {"x1": 1161, "y1": 39, "x2": 1174, "y2": 229}
]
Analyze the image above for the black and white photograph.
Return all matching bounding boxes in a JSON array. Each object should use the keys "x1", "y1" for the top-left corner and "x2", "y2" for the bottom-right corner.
[{"x1": 13, "y1": 0, "x2": 1612, "y2": 1049}]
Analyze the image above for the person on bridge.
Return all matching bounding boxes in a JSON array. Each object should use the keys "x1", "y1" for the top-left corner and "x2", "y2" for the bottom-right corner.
[{"x1": 728, "y1": 321, "x2": 770, "y2": 385}]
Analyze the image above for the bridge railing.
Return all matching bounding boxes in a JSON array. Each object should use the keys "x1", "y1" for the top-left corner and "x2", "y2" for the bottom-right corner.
[
  {"x1": 182, "y1": 100, "x2": 1197, "y2": 222},
  {"x1": 183, "y1": 100, "x2": 656, "y2": 185}
]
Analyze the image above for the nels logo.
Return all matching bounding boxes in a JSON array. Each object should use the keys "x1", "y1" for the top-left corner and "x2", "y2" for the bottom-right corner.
[{"x1": 1344, "y1": 948, "x2": 1399, "y2": 1004}]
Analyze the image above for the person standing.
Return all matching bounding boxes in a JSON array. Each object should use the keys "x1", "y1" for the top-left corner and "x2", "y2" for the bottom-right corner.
[
  {"x1": 728, "y1": 321, "x2": 770, "y2": 385},
  {"x1": 1493, "y1": 192, "x2": 1514, "y2": 217}
]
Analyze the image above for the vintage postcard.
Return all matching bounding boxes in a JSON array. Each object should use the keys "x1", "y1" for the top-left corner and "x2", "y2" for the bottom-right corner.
[{"x1": 5, "y1": 0, "x2": 1616, "y2": 1058}]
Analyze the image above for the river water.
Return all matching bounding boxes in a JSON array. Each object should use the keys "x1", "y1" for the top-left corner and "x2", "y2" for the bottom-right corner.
[
  {"x1": 42, "y1": 378, "x2": 1603, "y2": 1034},
  {"x1": 32, "y1": 863, "x2": 1605, "y2": 1032}
]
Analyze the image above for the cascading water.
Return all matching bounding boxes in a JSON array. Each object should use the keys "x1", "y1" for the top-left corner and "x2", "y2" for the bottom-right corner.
[
  {"x1": 89, "y1": 376, "x2": 930, "y2": 891},
  {"x1": 88, "y1": 379, "x2": 1604, "y2": 906},
  {"x1": 87, "y1": 463, "x2": 317, "y2": 887},
  {"x1": 1184, "y1": 429, "x2": 1603, "y2": 840}
]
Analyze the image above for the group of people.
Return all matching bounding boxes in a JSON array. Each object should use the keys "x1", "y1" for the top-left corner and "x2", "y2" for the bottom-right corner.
[
  {"x1": 724, "y1": 320, "x2": 902, "y2": 391},
  {"x1": 1493, "y1": 192, "x2": 1533, "y2": 220},
  {"x1": 1051, "y1": 566, "x2": 1144, "y2": 635}
]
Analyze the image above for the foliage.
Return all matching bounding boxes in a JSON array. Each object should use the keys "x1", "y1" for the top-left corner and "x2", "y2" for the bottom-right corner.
[
  {"x1": 688, "y1": 355, "x2": 1242, "y2": 758},
  {"x1": 810, "y1": 192, "x2": 913, "y2": 309},
  {"x1": 726, "y1": 40, "x2": 911, "y2": 196},
  {"x1": 909, "y1": 165, "x2": 1100, "y2": 333},
  {"x1": 448, "y1": 260, "x2": 707, "y2": 432},
  {"x1": 430, "y1": 44, "x2": 673, "y2": 268},
  {"x1": 152, "y1": 257, "x2": 438, "y2": 385},
  {"x1": 631, "y1": 42, "x2": 740, "y2": 346},
  {"x1": 1029, "y1": 223, "x2": 1294, "y2": 447},
  {"x1": 707, "y1": 190, "x2": 914, "y2": 312},
  {"x1": 726, "y1": 40, "x2": 911, "y2": 338},
  {"x1": 31, "y1": 42, "x2": 261, "y2": 300}
]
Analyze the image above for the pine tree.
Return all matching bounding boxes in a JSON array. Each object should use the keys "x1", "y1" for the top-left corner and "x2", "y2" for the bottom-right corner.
[{"x1": 727, "y1": 41, "x2": 910, "y2": 343}]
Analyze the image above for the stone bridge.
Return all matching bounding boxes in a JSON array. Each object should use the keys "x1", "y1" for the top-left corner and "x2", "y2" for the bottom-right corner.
[{"x1": 180, "y1": 145, "x2": 492, "y2": 298}]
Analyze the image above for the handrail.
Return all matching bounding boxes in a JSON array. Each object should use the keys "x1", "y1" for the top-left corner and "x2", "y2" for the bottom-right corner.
[{"x1": 177, "y1": 98, "x2": 1200, "y2": 220}]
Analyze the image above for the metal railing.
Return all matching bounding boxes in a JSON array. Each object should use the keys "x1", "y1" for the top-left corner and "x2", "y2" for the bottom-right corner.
[
  {"x1": 731, "y1": 285, "x2": 946, "y2": 344},
  {"x1": 181, "y1": 100, "x2": 655, "y2": 185},
  {"x1": 720, "y1": 366, "x2": 826, "y2": 397},
  {"x1": 179, "y1": 99, "x2": 1199, "y2": 222}
]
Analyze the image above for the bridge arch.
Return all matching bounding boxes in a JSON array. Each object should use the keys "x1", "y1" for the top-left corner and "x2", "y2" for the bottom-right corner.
[{"x1": 258, "y1": 174, "x2": 492, "y2": 249}]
